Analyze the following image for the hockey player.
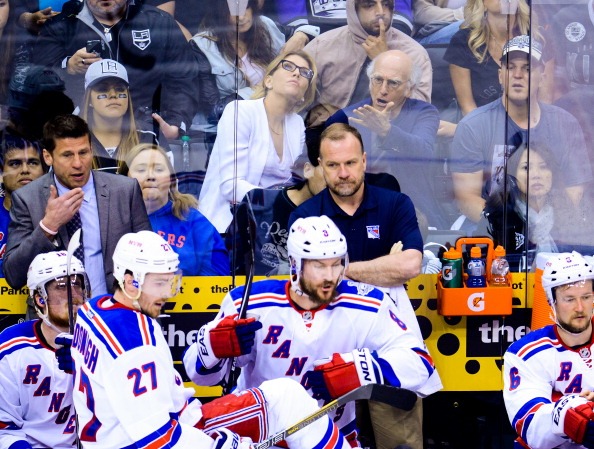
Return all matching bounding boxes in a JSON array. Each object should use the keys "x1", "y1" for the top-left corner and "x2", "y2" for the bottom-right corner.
[
  {"x1": 0, "y1": 251, "x2": 90, "y2": 449},
  {"x1": 70, "y1": 230, "x2": 351, "y2": 449},
  {"x1": 184, "y1": 215, "x2": 436, "y2": 446},
  {"x1": 503, "y1": 251, "x2": 594, "y2": 449}
]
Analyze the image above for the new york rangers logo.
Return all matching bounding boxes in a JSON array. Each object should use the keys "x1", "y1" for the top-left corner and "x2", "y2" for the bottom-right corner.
[
  {"x1": 132, "y1": 29, "x2": 151, "y2": 50},
  {"x1": 366, "y1": 225, "x2": 380, "y2": 239},
  {"x1": 579, "y1": 347, "x2": 593, "y2": 368}
]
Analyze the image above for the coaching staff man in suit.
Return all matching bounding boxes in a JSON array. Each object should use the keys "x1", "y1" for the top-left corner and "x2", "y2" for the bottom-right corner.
[{"x1": 4, "y1": 114, "x2": 151, "y2": 295}]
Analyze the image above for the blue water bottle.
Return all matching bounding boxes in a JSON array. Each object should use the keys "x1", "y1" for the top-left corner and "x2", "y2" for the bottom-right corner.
[{"x1": 466, "y1": 246, "x2": 486, "y2": 288}]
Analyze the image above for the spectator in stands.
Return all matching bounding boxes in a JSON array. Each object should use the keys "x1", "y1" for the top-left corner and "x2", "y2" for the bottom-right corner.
[
  {"x1": 121, "y1": 144, "x2": 230, "y2": 276},
  {"x1": 444, "y1": 0, "x2": 538, "y2": 116},
  {"x1": 481, "y1": 144, "x2": 594, "y2": 271},
  {"x1": 303, "y1": 0, "x2": 432, "y2": 128},
  {"x1": 4, "y1": 114, "x2": 151, "y2": 295},
  {"x1": 451, "y1": 36, "x2": 592, "y2": 224},
  {"x1": 4, "y1": 65, "x2": 74, "y2": 142},
  {"x1": 80, "y1": 59, "x2": 160, "y2": 174},
  {"x1": 0, "y1": 0, "x2": 17, "y2": 108},
  {"x1": 15, "y1": 0, "x2": 174, "y2": 35},
  {"x1": 191, "y1": 0, "x2": 317, "y2": 125},
  {"x1": 413, "y1": 0, "x2": 465, "y2": 44},
  {"x1": 0, "y1": 136, "x2": 46, "y2": 277},
  {"x1": 544, "y1": 4, "x2": 594, "y2": 175},
  {"x1": 325, "y1": 50, "x2": 446, "y2": 228},
  {"x1": 260, "y1": 0, "x2": 414, "y2": 35},
  {"x1": 198, "y1": 50, "x2": 317, "y2": 233},
  {"x1": 32, "y1": 0, "x2": 199, "y2": 139}
]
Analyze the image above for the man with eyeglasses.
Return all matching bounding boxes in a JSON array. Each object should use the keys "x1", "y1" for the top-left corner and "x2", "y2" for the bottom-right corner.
[
  {"x1": 303, "y1": 0, "x2": 432, "y2": 127},
  {"x1": 503, "y1": 251, "x2": 594, "y2": 449},
  {"x1": 326, "y1": 49, "x2": 447, "y2": 228},
  {"x1": 0, "y1": 251, "x2": 90, "y2": 449},
  {"x1": 450, "y1": 35, "x2": 592, "y2": 225}
]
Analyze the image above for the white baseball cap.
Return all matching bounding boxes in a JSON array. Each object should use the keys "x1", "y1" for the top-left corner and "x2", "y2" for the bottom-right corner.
[
  {"x1": 500, "y1": 35, "x2": 543, "y2": 63},
  {"x1": 84, "y1": 59, "x2": 129, "y2": 90}
]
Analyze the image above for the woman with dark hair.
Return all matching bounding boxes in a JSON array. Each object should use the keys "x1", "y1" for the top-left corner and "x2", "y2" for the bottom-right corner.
[
  {"x1": 121, "y1": 144, "x2": 230, "y2": 276},
  {"x1": 191, "y1": 0, "x2": 292, "y2": 117},
  {"x1": 482, "y1": 144, "x2": 594, "y2": 270},
  {"x1": 198, "y1": 50, "x2": 317, "y2": 233}
]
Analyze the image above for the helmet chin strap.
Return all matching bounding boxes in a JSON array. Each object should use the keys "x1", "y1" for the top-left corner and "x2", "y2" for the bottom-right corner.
[
  {"x1": 35, "y1": 303, "x2": 65, "y2": 335},
  {"x1": 118, "y1": 279, "x2": 142, "y2": 310},
  {"x1": 550, "y1": 305, "x2": 594, "y2": 337}
]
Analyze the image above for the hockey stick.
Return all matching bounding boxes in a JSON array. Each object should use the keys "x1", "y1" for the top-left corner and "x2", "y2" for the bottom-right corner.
[
  {"x1": 253, "y1": 384, "x2": 417, "y2": 449},
  {"x1": 222, "y1": 194, "x2": 257, "y2": 394},
  {"x1": 66, "y1": 228, "x2": 82, "y2": 334}
]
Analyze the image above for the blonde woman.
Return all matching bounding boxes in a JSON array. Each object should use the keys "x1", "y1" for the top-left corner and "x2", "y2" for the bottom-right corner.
[
  {"x1": 444, "y1": 0, "x2": 542, "y2": 115},
  {"x1": 198, "y1": 50, "x2": 317, "y2": 233},
  {"x1": 80, "y1": 60, "x2": 158, "y2": 174},
  {"x1": 121, "y1": 144, "x2": 229, "y2": 276}
]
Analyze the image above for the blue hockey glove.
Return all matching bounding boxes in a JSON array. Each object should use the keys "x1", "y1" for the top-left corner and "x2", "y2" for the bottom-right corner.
[{"x1": 55, "y1": 332, "x2": 74, "y2": 374}]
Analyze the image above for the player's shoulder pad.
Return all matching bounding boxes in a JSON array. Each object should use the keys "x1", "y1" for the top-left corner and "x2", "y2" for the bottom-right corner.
[
  {"x1": 506, "y1": 324, "x2": 558, "y2": 357},
  {"x1": 230, "y1": 279, "x2": 290, "y2": 312},
  {"x1": 0, "y1": 320, "x2": 39, "y2": 360},
  {"x1": 78, "y1": 297, "x2": 158, "y2": 357},
  {"x1": 229, "y1": 279, "x2": 287, "y2": 301},
  {"x1": 328, "y1": 280, "x2": 385, "y2": 313}
]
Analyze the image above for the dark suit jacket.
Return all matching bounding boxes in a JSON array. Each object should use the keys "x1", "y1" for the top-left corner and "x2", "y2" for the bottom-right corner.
[{"x1": 4, "y1": 171, "x2": 152, "y2": 292}]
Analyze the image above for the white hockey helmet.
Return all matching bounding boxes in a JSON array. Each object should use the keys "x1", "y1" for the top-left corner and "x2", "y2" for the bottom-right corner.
[
  {"x1": 113, "y1": 231, "x2": 180, "y2": 287},
  {"x1": 287, "y1": 216, "x2": 348, "y2": 289},
  {"x1": 542, "y1": 251, "x2": 594, "y2": 305},
  {"x1": 27, "y1": 250, "x2": 90, "y2": 301}
]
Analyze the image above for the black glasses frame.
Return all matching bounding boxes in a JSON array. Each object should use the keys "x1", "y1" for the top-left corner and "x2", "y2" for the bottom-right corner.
[{"x1": 279, "y1": 60, "x2": 314, "y2": 80}]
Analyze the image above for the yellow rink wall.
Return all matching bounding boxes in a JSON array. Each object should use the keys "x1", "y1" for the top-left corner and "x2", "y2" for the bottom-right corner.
[{"x1": 0, "y1": 273, "x2": 534, "y2": 395}]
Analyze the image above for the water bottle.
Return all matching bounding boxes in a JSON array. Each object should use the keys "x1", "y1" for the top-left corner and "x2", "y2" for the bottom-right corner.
[
  {"x1": 441, "y1": 248, "x2": 463, "y2": 288},
  {"x1": 181, "y1": 134, "x2": 191, "y2": 172},
  {"x1": 490, "y1": 245, "x2": 510, "y2": 287},
  {"x1": 466, "y1": 246, "x2": 486, "y2": 288}
]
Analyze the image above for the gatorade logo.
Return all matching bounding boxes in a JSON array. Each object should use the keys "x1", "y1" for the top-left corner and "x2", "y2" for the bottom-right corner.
[
  {"x1": 443, "y1": 267, "x2": 455, "y2": 281},
  {"x1": 468, "y1": 292, "x2": 485, "y2": 312}
]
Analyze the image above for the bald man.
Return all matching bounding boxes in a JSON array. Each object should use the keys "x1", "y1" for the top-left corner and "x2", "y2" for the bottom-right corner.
[{"x1": 326, "y1": 49, "x2": 447, "y2": 228}]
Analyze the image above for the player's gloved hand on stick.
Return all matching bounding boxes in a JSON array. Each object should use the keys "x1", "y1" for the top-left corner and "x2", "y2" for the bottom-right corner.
[
  {"x1": 197, "y1": 314, "x2": 262, "y2": 369},
  {"x1": 304, "y1": 348, "x2": 384, "y2": 402},
  {"x1": 55, "y1": 332, "x2": 74, "y2": 374},
  {"x1": 552, "y1": 394, "x2": 594, "y2": 448},
  {"x1": 212, "y1": 427, "x2": 253, "y2": 449}
]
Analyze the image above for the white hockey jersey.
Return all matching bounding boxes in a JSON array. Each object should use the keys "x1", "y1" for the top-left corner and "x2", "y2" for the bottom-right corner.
[
  {"x1": 0, "y1": 320, "x2": 76, "y2": 449},
  {"x1": 184, "y1": 279, "x2": 436, "y2": 436},
  {"x1": 504, "y1": 322, "x2": 594, "y2": 449},
  {"x1": 71, "y1": 295, "x2": 213, "y2": 449}
]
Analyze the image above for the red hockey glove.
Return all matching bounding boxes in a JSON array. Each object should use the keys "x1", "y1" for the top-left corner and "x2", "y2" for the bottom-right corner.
[
  {"x1": 304, "y1": 349, "x2": 383, "y2": 401},
  {"x1": 552, "y1": 394, "x2": 594, "y2": 448},
  {"x1": 209, "y1": 314, "x2": 262, "y2": 358}
]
